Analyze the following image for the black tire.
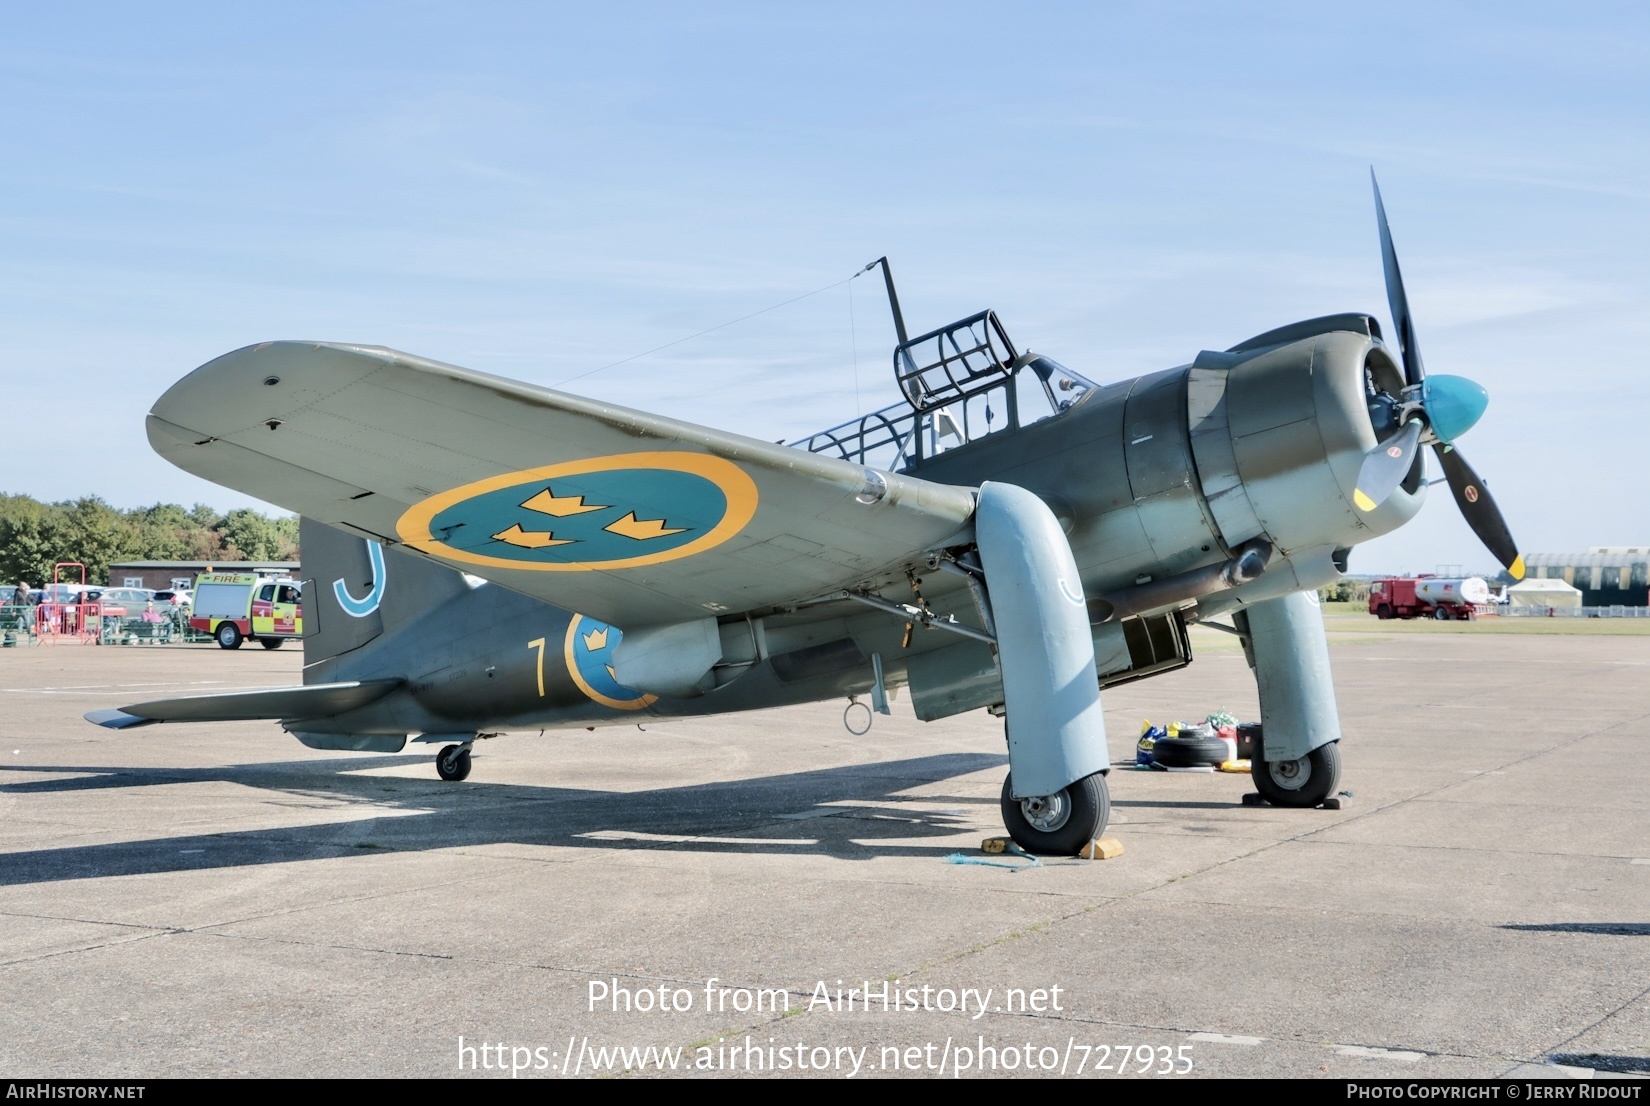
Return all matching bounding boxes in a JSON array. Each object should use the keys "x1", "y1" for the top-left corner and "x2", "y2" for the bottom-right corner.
[
  {"x1": 1251, "y1": 740, "x2": 1340, "y2": 807},
  {"x1": 1000, "y1": 770, "x2": 1110, "y2": 856},
  {"x1": 1433, "y1": 607, "x2": 1450, "y2": 621},
  {"x1": 1375, "y1": 605, "x2": 1392, "y2": 620},
  {"x1": 1150, "y1": 734, "x2": 1229, "y2": 768},
  {"x1": 436, "y1": 744, "x2": 472, "y2": 782},
  {"x1": 260, "y1": 638, "x2": 284, "y2": 649},
  {"x1": 215, "y1": 622, "x2": 243, "y2": 650}
]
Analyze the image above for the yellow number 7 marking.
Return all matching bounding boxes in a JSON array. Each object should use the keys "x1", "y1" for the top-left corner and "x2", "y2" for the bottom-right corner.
[{"x1": 528, "y1": 637, "x2": 546, "y2": 697}]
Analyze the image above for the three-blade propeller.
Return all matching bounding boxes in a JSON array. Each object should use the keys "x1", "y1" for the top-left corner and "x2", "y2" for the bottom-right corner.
[{"x1": 1352, "y1": 172, "x2": 1525, "y2": 581}]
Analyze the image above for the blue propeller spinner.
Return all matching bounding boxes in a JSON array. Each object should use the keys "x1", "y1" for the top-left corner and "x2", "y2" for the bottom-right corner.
[{"x1": 1421, "y1": 374, "x2": 1488, "y2": 445}]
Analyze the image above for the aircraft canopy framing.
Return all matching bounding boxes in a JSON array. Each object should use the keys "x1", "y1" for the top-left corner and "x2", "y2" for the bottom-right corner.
[
  {"x1": 897, "y1": 309, "x2": 1019, "y2": 412},
  {"x1": 790, "y1": 307, "x2": 1100, "y2": 473}
]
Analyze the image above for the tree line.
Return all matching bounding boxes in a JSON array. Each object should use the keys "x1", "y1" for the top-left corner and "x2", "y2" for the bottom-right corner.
[{"x1": 0, "y1": 494, "x2": 299, "y2": 588}]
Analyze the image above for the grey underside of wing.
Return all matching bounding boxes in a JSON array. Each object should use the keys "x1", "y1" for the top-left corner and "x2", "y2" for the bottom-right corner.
[
  {"x1": 84, "y1": 679, "x2": 403, "y2": 728},
  {"x1": 146, "y1": 341, "x2": 977, "y2": 627}
]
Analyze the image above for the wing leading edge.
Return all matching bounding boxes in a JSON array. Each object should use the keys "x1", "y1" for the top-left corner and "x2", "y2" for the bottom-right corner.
[{"x1": 147, "y1": 342, "x2": 977, "y2": 626}]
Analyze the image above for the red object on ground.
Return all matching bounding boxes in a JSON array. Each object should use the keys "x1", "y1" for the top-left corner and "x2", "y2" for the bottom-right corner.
[{"x1": 1368, "y1": 575, "x2": 1478, "y2": 621}]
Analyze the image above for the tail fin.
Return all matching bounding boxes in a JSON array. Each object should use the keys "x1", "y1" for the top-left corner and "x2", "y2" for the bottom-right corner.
[{"x1": 300, "y1": 518, "x2": 471, "y2": 669}]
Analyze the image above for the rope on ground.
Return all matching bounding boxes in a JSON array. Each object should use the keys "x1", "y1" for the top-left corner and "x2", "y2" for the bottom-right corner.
[{"x1": 945, "y1": 843, "x2": 1043, "y2": 871}]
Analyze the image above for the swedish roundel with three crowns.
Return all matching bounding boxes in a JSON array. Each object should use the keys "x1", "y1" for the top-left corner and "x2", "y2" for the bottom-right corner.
[{"x1": 396, "y1": 452, "x2": 759, "y2": 572}]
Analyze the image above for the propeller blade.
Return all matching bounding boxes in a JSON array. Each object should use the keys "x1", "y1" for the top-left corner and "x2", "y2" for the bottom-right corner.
[
  {"x1": 1352, "y1": 419, "x2": 1423, "y2": 512},
  {"x1": 1431, "y1": 443, "x2": 1525, "y2": 580},
  {"x1": 1372, "y1": 169, "x2": 1426, "y2": 388}
]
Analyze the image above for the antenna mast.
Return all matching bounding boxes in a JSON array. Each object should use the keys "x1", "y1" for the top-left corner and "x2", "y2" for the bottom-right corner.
[{"x1": 864, "y1": 257, "x2": 909, "y2": 345}]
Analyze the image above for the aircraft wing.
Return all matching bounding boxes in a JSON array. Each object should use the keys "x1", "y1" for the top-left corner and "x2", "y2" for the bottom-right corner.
[{"x1": 147, "y1": 341, "x2": 977, "y2": 627}]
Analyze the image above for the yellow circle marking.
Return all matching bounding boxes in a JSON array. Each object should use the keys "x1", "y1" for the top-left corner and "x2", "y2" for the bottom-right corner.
[
  {"x1": 564, "y1": 615, "x2": 657, "y2": 711},
  {"x1": 395, "y1": 451, "x2": 759, "y2": 573}
]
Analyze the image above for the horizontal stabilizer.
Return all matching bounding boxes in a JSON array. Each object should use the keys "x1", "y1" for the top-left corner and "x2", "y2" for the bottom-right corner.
[
  {"x1": 83, "y1": 709, "x2": 161, "y2": 730},
  {"x1": 83, "y1": 679, "x2": 402, "y2": 728}
]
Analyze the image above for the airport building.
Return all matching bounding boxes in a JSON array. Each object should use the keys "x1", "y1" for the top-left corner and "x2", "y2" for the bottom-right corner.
[
  {"x1": 1523, "y1": 547, "x2": 1649, "y2": 607},
  {"x1": 106, "y1": 559, "x2": 300, "y2": 591}
]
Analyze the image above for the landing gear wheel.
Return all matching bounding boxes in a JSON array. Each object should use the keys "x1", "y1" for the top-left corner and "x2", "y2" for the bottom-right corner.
[
  {"x1": 260, "y1": 638, "x2": 284, "y2": 649},
  {"x1": 1000, "y1": 770, "x2": 1110, "y2": 856},
  {"x1": 215, "y1": 622, "x2": 243, "y2": 650},
  {"x1": 1251, "y1": 741, "x2": 1340, "y2": 807},
  {"x1": 436, "y1": 744, "x2": 472, "y2": 782}
]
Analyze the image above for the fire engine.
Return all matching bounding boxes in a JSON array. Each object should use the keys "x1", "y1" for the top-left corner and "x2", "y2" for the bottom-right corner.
[{"x1": 190, "y1": 573, "x2": 304, "y2": 649}]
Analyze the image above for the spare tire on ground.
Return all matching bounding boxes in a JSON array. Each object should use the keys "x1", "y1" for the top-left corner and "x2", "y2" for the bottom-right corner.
[{"x1": 1150, "y1": 732, "x2": 1230, "y2": 768}]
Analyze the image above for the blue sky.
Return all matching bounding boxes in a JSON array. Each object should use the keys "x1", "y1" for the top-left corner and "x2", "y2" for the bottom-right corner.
[{"x1": 2, "y1": 3, "x2": 1645, "y2": 575}]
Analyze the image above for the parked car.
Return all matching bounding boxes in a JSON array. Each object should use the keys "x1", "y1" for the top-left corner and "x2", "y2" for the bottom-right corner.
[
  {"x1": 153, "y1": 588, "x2": 193, "y2": 608},
  {"x1": 86, "y1": 587, "x2": 156, "y2": 615}
]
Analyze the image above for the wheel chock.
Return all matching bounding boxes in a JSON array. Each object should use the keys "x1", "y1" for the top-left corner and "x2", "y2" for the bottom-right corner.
[
  {"x1": 1079, "y1": 838, "x2": 1124, "y2": 860},
  {"x1": 1318, "y1": 797, "x2": 1342, "y2": 810},
  {"x1": 1241, "y1": 792, "x2": 1266, "y2": 806},
  {"x1": 981, "y1": 837, "x2": 1011, "y2": 854}
]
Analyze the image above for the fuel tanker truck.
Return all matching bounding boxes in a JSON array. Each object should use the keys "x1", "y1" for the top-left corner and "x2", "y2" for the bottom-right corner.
[{"x1": 1368, "y1": 575, "x2": 1491, "y2": 620}]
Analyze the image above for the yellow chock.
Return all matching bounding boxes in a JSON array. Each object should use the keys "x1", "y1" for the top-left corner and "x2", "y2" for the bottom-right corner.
[
  {"x1": 981, "y1": 837, "x2": 1011, "y2": 854},
  {"x1": 1080, "y1": 838, "x2": 1124, "y2": 860}
]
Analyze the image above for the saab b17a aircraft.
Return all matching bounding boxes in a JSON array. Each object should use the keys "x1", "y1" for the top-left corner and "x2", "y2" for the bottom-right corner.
[{"x1": 88, "y1": 176, "x2": 1523, "y2": 855}]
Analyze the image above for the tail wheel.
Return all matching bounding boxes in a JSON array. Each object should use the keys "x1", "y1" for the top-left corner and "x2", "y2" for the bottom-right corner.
[
  {"x1": 1000, "y1": 770, "x2": 1110, "y2": 856},
  {"x1": 436, "y1": 744, "x2": 472, "y2": 782},
  {"x1": 215, "y1": 622, "x2": 243, "y2": 650},
  {"x1": 1251, "y1": 741, "x2": 1341, "y2": 807}
]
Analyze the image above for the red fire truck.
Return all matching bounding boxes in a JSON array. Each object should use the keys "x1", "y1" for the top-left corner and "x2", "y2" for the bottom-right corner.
[{"x1": 1368, "y1": 575, "x2": 1490, "y2": 621}]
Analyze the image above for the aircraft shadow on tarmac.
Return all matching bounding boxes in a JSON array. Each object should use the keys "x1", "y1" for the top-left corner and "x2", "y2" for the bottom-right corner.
[
  {"x1": 1500, "y1": 923, "x2": 1650, "y2": 936},
  {"x1": 0, "y1": 751, "x2": 1009, "y2": 885}
]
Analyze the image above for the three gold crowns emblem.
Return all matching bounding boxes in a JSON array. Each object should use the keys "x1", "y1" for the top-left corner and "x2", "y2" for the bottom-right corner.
[
  {"x1": 580, "y1": 626, "x2": 621, "y2": 680},
  {"x1": 491, "y1": 486, "x2": 684, "y2": 549}
]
